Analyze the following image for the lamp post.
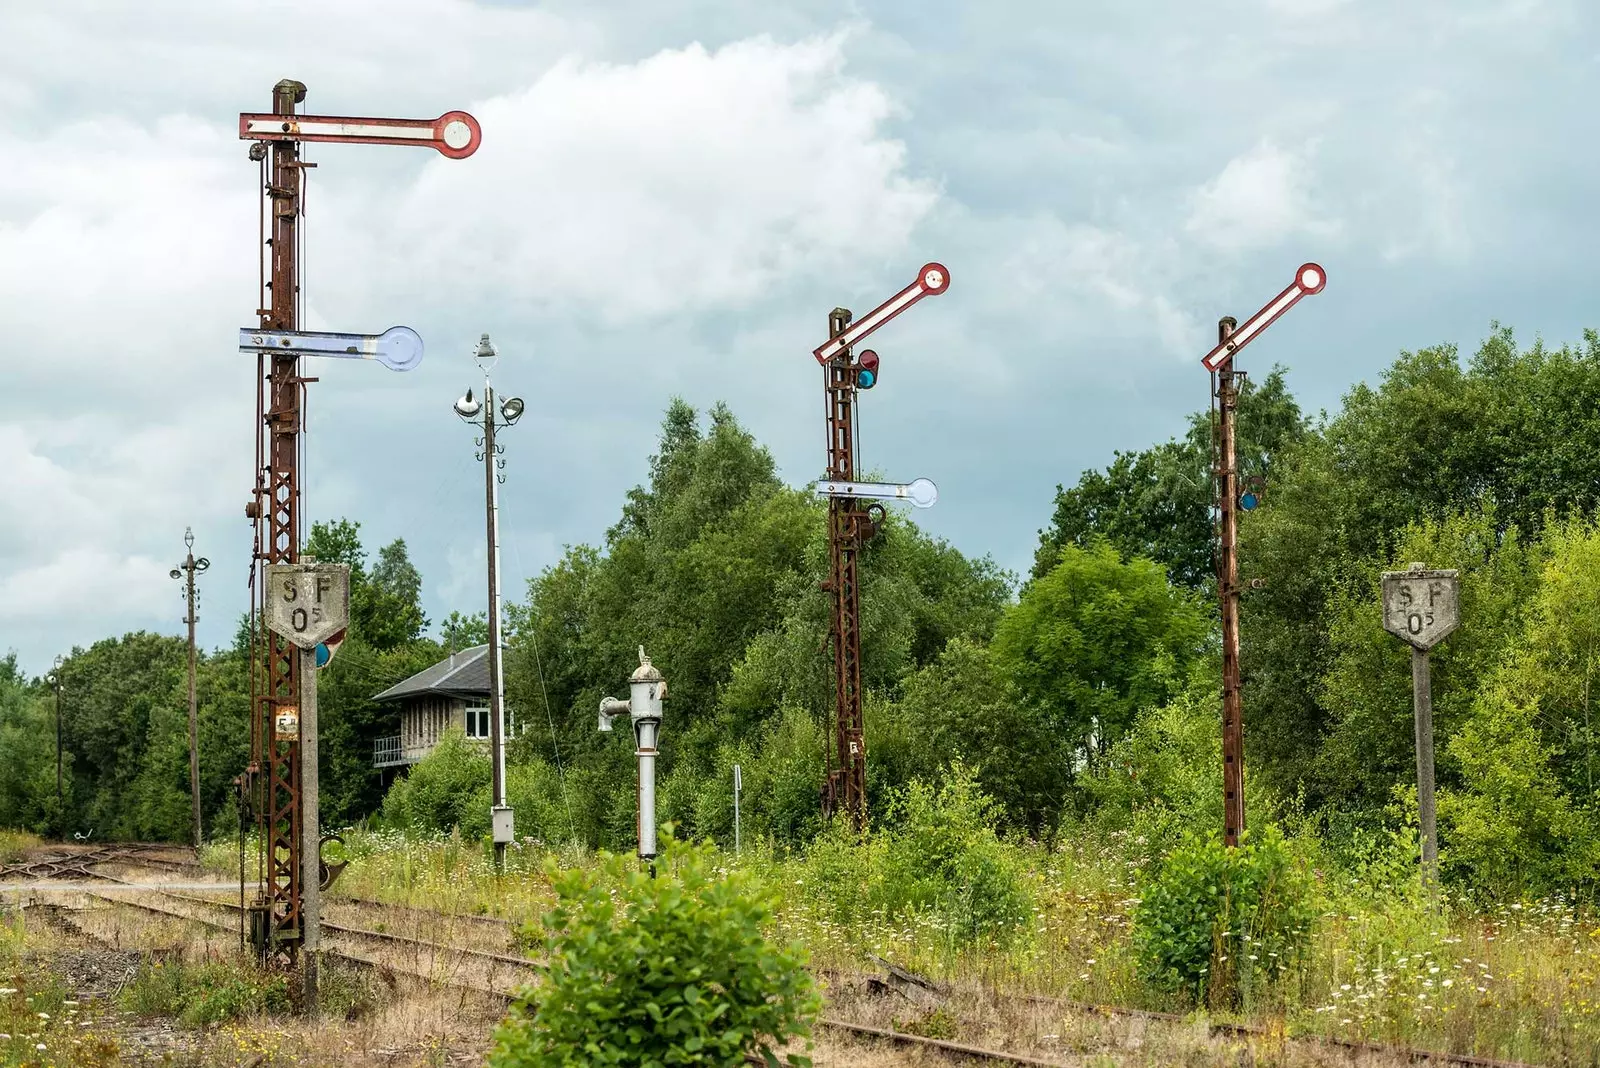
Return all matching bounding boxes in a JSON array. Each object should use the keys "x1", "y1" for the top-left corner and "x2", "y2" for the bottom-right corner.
[
  {"x1": 45, "y1": 655, "x2": 63, "y2": 835},
  {"x1": 454, "y1": 334, "x2": 525, "y2": 874},
  {"x1": 171, "y1": 528, "x2": 211, "y2": 850}
]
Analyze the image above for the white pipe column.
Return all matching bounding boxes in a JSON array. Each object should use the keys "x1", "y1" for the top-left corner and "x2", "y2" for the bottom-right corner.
[
  {"x1": 599, "y1": 647, "x2": 665, "y2": 864},
  {"x1": 636, "y1": 714, "x2": 658, "y2": 860}
]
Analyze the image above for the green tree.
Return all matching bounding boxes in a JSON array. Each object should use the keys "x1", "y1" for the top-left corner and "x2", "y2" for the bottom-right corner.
[
  {"x1": 364, "y1": 538, "x2": 429, "y2": 650},
  {"x1": 1313, "y1": 512, "x2": 1545, "y2": 812},
  {"x1": 1240, "y1": 326, "x2": 1600, "y2": 801},
  {"x1": 380, "y1": 730, "x2": 492, "y2": 836},
  {"x1": 51, "y1": 632, "x2": 188, "y2": 839},
  {"x1": 440, "y1": 610, "x2": 489, "y2": 650},
  {"x1": 1035, "y1": 367, "x2": 1306, "y2": 586},
  {"x1": 304, "y1": 520, "x2": 429, "y2": 650},
  {"x1": 0, "y1": 656, "x2": 70, "y2": 835},
  {"x1": 869, "y1": 638, "x2": 1068, "y2": 834},
  {"x1": 499, "y1": 400, "x2": 1010, "y2": 852},
  {"x1": 1434, "y1": 516, "x2": 1600, "y2": 895},
  {"x1": 993, "y1": 542, "x2": 1208, "y2": 769}
]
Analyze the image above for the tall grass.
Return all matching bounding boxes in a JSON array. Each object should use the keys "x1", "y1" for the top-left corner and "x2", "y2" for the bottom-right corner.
[
  {"x1": 0, "y1": 832, "x2": 36, "y2": 867},
  {"x1": 285, "y1": 820, "x2": 1600, "y2": 1064}
]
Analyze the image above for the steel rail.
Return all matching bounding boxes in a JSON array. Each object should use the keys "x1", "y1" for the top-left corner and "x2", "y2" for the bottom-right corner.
[
  {"x1": 819, "y1": 967, "x2": 1543, "y2": 1068},
  {"x1": 88, "y1": 877, "x2": 536, "y2": 974},
  {"x1": 817, "y1": 1017, "x2": 1070, "y2": 1066},
  {"x1": 84, "y1": 890, "x2": 533, "y2": 999}
]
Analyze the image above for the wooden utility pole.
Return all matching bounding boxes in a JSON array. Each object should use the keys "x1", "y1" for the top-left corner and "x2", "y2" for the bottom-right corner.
[
  {"x1": 171, "y1": 528, "x2": 210, "y2": 850},
  {"x1": 47, "y1": 655, "x2": 63, "y2": 832}
]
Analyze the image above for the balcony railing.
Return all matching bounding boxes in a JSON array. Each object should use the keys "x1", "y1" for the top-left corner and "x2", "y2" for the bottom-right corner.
[{"x1": 373, "y1": 735, "x2": 405, "y2": 768}]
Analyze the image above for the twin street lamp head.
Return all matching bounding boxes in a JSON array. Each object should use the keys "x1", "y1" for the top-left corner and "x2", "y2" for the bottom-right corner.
[
  {"x1": 453, "y1": 334, "x2": 524, "y2": 426},
  {"x1": 452, "y1": 388, "x2": 525, "y2": 425},
  {"x1": 170, "y1": 527, "x2": 210, "y2": 580}
]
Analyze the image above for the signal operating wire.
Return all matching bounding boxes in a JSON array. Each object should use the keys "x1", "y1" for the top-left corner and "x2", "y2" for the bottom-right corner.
[
  {"x1": 505, "y1": 525, "x2": 579, "y2": 848},
  {"x1": 421, "y1": 416, "x2": 579, "y2": 849}
]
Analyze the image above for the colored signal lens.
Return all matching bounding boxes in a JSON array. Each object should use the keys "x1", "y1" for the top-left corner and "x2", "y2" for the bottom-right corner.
[
  {"x1": 315, "y1": 643, "x2": 331, "y2": 668},
  {"x1": 857, "y1": 349, "x2": 880, "y2": 389},
  {"x1": 1240, "y1": 492, "x2": 1259, "y2": 510}
]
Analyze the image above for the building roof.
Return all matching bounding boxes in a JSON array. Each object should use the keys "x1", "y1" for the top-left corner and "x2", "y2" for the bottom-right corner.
[{"x1": 371, "y1": 644, "x2": 492, "y2": 703}]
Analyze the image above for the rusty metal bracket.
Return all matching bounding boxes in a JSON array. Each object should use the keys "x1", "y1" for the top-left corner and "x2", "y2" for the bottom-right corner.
[{"x1": 318, "y1": 833, "x2": 348, "y2": 891}]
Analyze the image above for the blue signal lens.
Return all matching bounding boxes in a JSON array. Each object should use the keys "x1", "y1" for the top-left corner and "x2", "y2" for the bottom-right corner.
[
  {"x1": 1240, "y1": 492, "x2": 1258, "y2": 511},
  {"x1": 315, "y1": 643, "x2": 331, "y2": 668},
  {"x1": 857, "y1": 369, "x2": 876, "y2": 389}
]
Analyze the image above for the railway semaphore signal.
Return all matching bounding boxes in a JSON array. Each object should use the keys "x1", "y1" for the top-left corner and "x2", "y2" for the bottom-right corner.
[
  {"x1": 237, "y1": 79, "x2": 480, "y2": 992},
  {"x1": 1205, "y1": 263, "x2": 1325, "y2": 849},
  {"x1": 810, "y1": 264, "x2": 951, "y2": 832}
]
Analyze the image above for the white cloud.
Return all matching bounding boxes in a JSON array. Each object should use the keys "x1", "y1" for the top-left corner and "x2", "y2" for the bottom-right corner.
[
  {"x1": 1262, "y1": 0, "x2": 1352, "y2": 16},
  {"x1": 0, "y1": 411, "x2": 248, "y2": 643},
  {"x1": 0, "y1": 25, "x2": 938, "y2": 667},
  {"x1": 1185, "y1": 140, "x2": 1339, "y2": 253},
  {"x1": 989, "y1": 215, "x2": 1200, "y2": 360},
  {"x1": 359, "y1": 33, "x2": 939, "y2": 325}
]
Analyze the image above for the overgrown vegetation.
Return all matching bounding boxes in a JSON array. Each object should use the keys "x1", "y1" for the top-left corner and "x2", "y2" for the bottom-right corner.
[
  {"x1": 120, "y1": 958, "x2": 291, "y2": 1027},
  {"x1": 10, "y1": 325, "x2": 1600, "y2": 1059},
  {"x1": 1133, "y1": 826, "x2": 1316, "y2": 1007}
]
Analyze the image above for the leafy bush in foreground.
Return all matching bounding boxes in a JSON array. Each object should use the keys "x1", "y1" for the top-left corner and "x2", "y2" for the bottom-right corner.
[
  {"x1": 490, "y1": 832, "x2": 818, "y2": 1067},
  {"x1": 1133, "y1": 825, "x2": 1315, "y2": 1007}
]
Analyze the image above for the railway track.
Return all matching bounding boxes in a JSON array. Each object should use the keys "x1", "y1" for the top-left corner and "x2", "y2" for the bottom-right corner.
[
  {"x1": 819, "y1": 966, "x2": 1546, "y2": 1068},
  {"x1": 83, "y1": 874, "x2": 536, "y2": 995},
  {"x1": 0, "y1": 843, "x2": 196, "y2": 881},
  {"x1": 331, "y1": 893, "x2": 523, "y2": 933},
  {"x1": 9, "y1": 848, "x2": 1551, "y2": 1067},
  {"x1": 45, "y1": 890, "x2": 1553, "y2": 1068}
]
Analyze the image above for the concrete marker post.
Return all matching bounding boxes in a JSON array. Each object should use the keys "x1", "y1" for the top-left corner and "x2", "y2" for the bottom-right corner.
[{"x1": 1380, "y1": 562, "x2": 1460, "y2": 903}]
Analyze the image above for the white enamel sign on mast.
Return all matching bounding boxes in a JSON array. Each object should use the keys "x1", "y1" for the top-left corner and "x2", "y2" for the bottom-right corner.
[
  {"x1": 239, "y1": 326, "x2": 424, "y2": 372},
  {"x1": 813, "y1": 477, "x2": 939, "y2": 509}
]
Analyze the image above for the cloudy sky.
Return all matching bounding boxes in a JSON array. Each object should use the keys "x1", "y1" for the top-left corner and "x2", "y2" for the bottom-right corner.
[{"x1": 1, "y1": 0, "x2": 1594, "y2": 673}]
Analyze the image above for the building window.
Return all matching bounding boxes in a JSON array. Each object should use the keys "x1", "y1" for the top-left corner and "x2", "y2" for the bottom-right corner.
[{"x1": 465, "y1": 706, "x2": 490, "y2": 739}]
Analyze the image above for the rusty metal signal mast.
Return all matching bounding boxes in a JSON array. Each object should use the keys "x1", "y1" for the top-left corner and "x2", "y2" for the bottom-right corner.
[
  {"x1": 1201, "y1": 262, "x2": 1326, "y2": 848},
  {"x1": 237, "y1": 80, "x2": 481, "y2": 964},
  {"x1": 810, "y1": 263, "x2": 950, "y2": 832}
]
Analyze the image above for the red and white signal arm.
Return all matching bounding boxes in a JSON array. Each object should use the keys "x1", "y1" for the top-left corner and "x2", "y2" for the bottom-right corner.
[
  {"x1": 1201, "y1": 263, "x2": 1326, "y2": 372},
  {"x1": 239, "y1": 110, "x2": 483, "y2": 159},
  {"x1": 813, "y1": 263, "x2": 951, "y2": 365}
]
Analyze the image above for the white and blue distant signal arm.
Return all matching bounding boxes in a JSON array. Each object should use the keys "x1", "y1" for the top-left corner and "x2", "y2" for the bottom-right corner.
[
  {"x1": 813, "y1": 477, "x2": 938, "y2": 509},
  {"x1": 239, "y1": 326, "x2": 424, "y2": 372}
]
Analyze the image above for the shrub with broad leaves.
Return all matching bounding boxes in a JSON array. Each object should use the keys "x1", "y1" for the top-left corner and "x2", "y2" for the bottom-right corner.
[{"x1": 490, "y1": 831, "x2": 819, "y2": 1067}]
